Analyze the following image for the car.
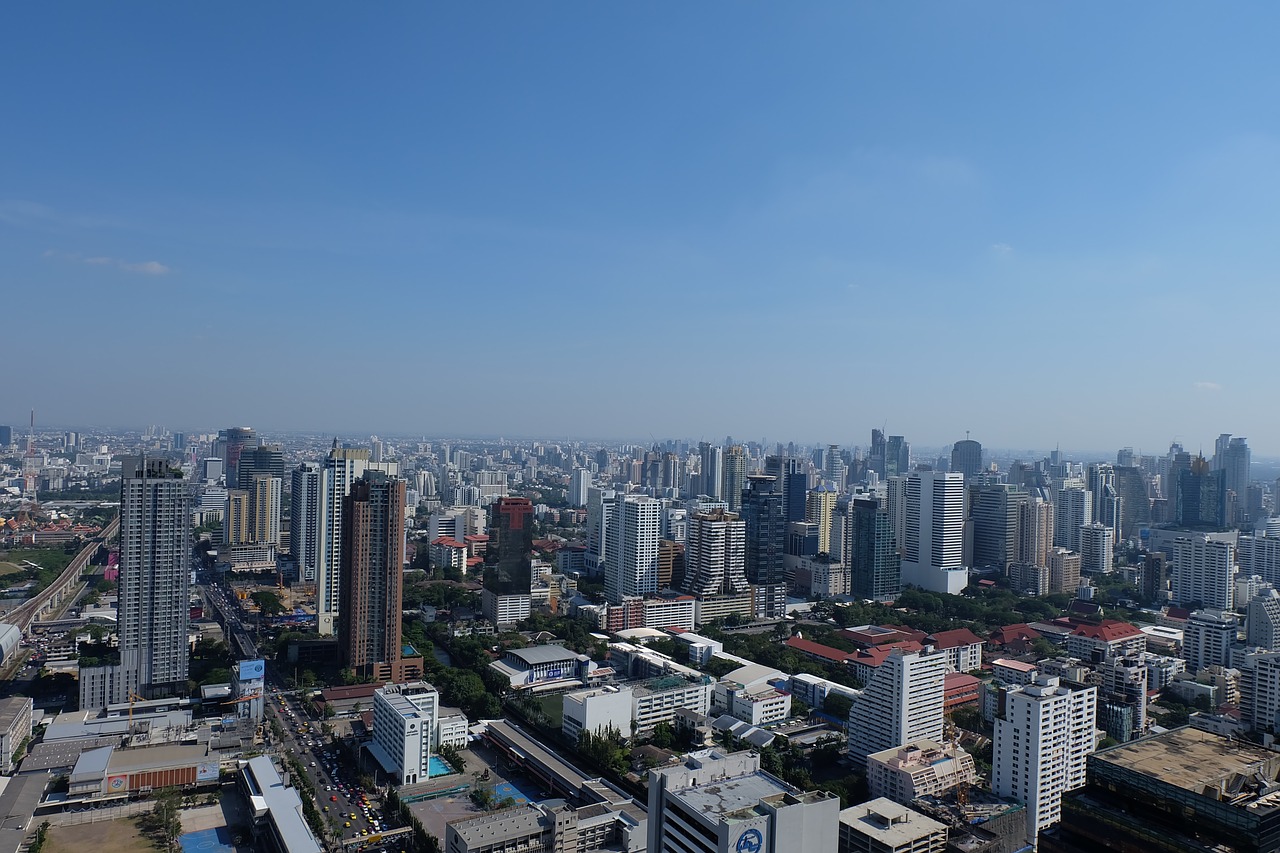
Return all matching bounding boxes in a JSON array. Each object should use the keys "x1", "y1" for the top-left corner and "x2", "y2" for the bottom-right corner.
[
  {"x1": 344, "y1": 822, "x2": 351, "y2": 828},
  {"x1": 330, "y1": 795, "x2": 338, "y2": 801},
  {"x1": 350, "y1": 813, "x2": 357, "y2": 820},
  {"x1": 322, "y1": 806, "x2": 329, "y2": 812}
]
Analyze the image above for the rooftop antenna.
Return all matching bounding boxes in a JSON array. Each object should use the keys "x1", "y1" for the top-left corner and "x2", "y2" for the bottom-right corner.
[{"x1": 22, "y1": 408, "x2": 38, "y2": 504}]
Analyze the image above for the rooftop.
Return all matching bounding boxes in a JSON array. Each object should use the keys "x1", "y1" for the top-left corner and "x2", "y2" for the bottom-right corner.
[
  {"x1": 993, "y1": 658, "x2": 1039, "y2": 673},
  {"x1": 676, "y1": 770, "x2": 794, "y2": 821},
  {"x1": 840, "y1": 798, "x2": 947, "y2": 845},
  {"x1": 927, "y1": 628, "x2": 984, "y2": 649},
  {"x1": 1070, "y1": 620, "x2": 1143, "y2": 642},
  {"x1": 506, "y1": 644, "x2": 583, "y2": 666},
  {"x1": 450, "y1": 805, "x2": 543, "y2": 844},
  {"x1": 1094, "y1": 727, "x2": 1280, "y2": 809}
]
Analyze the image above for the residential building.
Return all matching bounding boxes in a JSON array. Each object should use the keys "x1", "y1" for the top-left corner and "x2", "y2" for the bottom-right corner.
[
  {"x1": 926, "y1": 628, "x2": 983, "y2": 673},
  {"x1": 648, "y1": 749, "x2": 840, "y2": 853},
  {"x1": 318, "y1": 444, "x2": 370, "y2": 636},
  {"x1": 838, "y1": 799, "x2": 947, "y2": 853},
  {"x1": 900, "y1": 472, "x2": 968, "y2": 595},
  {"x1": 482, "y1": 496, "x2": 536, "y2": 626},
  {"x1": 249, "y1": 474, "x2": 282, "y2": 547},
  {"x1": 847, "y1": 647, "x2": 947, "y2": 766},
  {"x1": 805, "y1": 483, "x2": 839, "y2": 554},
  {"x1": 682, "y1": 510, "x2": 747, "y2": 597},
  {"x1": 569, "y1": 468, "x2": 591, "y2": 508},
  {"x1": 1048, "y1": 547, "x2": 1081, "y2": 594},
  {"x1": 697, "y1": 442, "x2": 723, "y2": 501},
  {"x1": 866, "y1": 740, "x2": 978, "y2": 805},
  {"x1": 0, "y1": 697, "x2": 33, "y2": 775},
  {"x1": 605, "y1": 495, "x2": 662, "y2": 605},
  {"x1": 1098, "y1": 656, "x2": 1148, "y2": 742},
  {"x1": 723, "y1": 445, "x2": 747, "y2": 514},
  {"x1": 1247, "y1": 588, "x2": 1280, "y2": 651},
  {"x1": 289, "y1": 462, "x2": 322, "y2": 583},
  {"x1": 992, "y1": 675, "x2": 1098, "y2": 844},
  {"x1": 1184, "y1": 609, "x2": 1238, "y2": 672},
  {"x1": 1053, "y1": 486, "x2": 1091, "y2": 552},
  {"x1": 1078, "y1": 522, "x2": 1113, "y2": 575},
  {"x1": 1171, "y1": 535, "x2": 1236, "y2": 611}
]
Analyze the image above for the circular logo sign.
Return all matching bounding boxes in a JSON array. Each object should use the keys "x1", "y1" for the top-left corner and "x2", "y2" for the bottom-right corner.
[
  {"x1": 736, "y1": 828, "x2": 763, "y2": 853},
  {"x1": 108, "y1": 776, "x2": 126, "y2": 791}
]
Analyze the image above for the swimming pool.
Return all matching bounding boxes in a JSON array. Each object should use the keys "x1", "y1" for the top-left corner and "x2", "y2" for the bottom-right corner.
[{"x1": 428, "y1": 755, "x2": 454, "y2": 777}]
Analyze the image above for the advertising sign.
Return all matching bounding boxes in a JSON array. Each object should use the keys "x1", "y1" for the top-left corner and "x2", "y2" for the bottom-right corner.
[
  {"x1": 238, "y1": 659, "x2": 265, "y2": 680},
  {"x1": 196, "y1": 762, "x2": 220, "y2": 783},
  {"x1": 106, "y1": 774, "x2": 128, "y2": 794}
]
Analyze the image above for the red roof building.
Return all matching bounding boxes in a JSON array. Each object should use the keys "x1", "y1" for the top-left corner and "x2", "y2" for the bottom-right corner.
[
  {"x1": 1064, "y1": 619, "x2": 1146, "y2": 663},
  {"x1": 944, "y1": 672, "x2": 981, "y2": 711},
  {"x1": 785, "y1": 636, "x2": 857, "y2": 666}
]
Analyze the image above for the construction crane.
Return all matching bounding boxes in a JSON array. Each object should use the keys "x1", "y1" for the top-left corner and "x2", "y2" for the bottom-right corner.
[
  {"x1": 127, "y1": 691, "x2": 147, "y2": 727},
  {"x1": 222, "y1": 694, "x2": 262, "y2": 705}
]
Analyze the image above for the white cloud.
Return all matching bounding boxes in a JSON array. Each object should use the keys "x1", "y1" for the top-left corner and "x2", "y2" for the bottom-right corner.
[
  {"x1": 1193, "y1": 381, "x2": 1222, "y2": 392},
  {"x1": 43, "y1": 250, "x2": 172, "y2": 275},
  {"x1": 991, "y1": 242, "x2": 1014, "y2": 256}
]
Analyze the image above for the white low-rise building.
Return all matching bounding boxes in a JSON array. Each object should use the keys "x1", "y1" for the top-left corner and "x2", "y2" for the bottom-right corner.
[{"x1": 369, "y1": 681, "x2": 439, "y2": 786}]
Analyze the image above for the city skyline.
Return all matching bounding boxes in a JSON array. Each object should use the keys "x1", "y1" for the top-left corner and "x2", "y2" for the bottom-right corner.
[{"x1": 6, "y1": 5, "x2": 1280, "y2": 450}]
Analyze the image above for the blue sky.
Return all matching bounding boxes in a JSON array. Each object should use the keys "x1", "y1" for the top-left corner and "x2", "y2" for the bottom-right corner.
[{"x1": 4, "y1": 4, "x2": 1279, "y2": 454}]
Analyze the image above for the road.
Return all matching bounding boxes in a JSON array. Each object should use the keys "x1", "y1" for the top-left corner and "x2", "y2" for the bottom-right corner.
[{"x1": 5, "y1": 517, "x2": 119, "y2": 633}]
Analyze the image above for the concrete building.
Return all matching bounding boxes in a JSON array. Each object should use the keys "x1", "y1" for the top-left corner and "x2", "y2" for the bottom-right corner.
[
  {"x1": 1247, "y1": 588, "x2": 1280, "y2": 651},
  {"x1": 1183, "y1": 609, "x2": 1238, "y2": 672},
  {"x1": 805, "y1": 483, "x2": 839, "y2": 555},
  {"x1": 318, "y1": 444, "x2": 370, "y2": 636},
  {"x1": 683, "y1": 510, "x2": 748, "y2": 598},
  {"x1": 0, "y1": 697, "x2": 33, "y2": 775},
  {"x1": 866, "y1": 739, "x2": 978, "y2": 805},
  {"x1": 605, "y1": 495, "x2": 662, "y2": 606},
  {"x1": 483, "y1": 496, "x2": 536, "y2": 627},
  {"x1": 900, "y1": 472, "x2": 969, "y2": 595},
  {"x1": 992, "y1": 675, "x2": 1097, "y2": 844},
  {"x1": 648, "y1": 749, "x2": 840, "y2": 853},
  {"x1": 570, "y1": 468, "x2": 591, "y2": 508},
  {"x1": 1048, "y1": 548, "x2": 1081, "y2": 595},
  {"x1": 238, "y1": 754, "x2": 323, "y2": 853},
  {"x1": 1053, "y1": 486, "x2": 1091, "y2": 552},
  {"x1": 847, "y1": 647, "x2": 947, "y2": 766},
  {"x1": 289, "y1": 462, "x2": 322, "y2": 583},
  {"x1": 369, "y1": 681, "x2": 439, "y2": 786},
  {"x1": 563, "y1": 675, "x2": 714, "y2": 741},
  {"x1": 1171, "y1": 535, "x2": 1236, "y2": 611},
  {"x1": 1078, "y1": 522, "x2": 1113, "y2": 575},
  {"x1": 1063, "y1": 620, "x2": 1145, "y2": 665},
  {"x1": 838, "y1": 798, "x2": 947, "y2": 853},
  {"x1": 446, "y1": 796, "x2": 646, "y2": 853},
  {"x1": 714, "y1": 664, "x2": 791, "y2": 726}
]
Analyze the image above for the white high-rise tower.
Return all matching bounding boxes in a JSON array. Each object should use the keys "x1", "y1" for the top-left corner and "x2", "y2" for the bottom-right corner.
[
  {"x1": 847, "y1": 646, "x2": 947, "y2": 765},
  {"x1": 604, "y1": 495, "x2": 661, "y2": 604},
  {"x1": 318, "y1": 444, "x2": 370, "y2": 636},
  {"x1": 900, "y1": 471, "x2": 968, "y2": 595}
]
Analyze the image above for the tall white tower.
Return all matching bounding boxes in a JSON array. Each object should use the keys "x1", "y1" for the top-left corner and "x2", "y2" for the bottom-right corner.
[
  {"x1": 318, "y1": 444, "x2": 370, "y2": 636},
  {"x1": 900, "y1": 471, "x2": 968, "y2": 595},
  {"x1": 847, "y1": 646, "x2": 947, "y2": 765},
  {"x1": 604, "y1": 495, "x2": 661, "y2": 604}
]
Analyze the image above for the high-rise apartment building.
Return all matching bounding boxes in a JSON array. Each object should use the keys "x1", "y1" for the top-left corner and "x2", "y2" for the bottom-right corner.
[
  {"x1": 683, "y1": 510, "x2": 747, "y2": 597},
  {"x1": 569, "y1": 468, "x2": 591, "y2": 508},
  {"x1": 1017, "y1": 497, "x2": 1054, "y2": 569},
  {"x1": 224, "y1": 489, "x2": 250, "y2": 546},
  {"x1": 950, "y1": 439, "x2": 983, "y2": 480},
  {"x1": 604, "y1": 495, "x2": 661, "y2": 605},
  {"x1": 1048, "y1": 547, "x2": 1081, "y2": 595},
  {"x1": 1171, "y1": 535, "x2": 1236, "y2": 611},
  {"x1": 805, "y1": 482, "x2": 838, "y2": 554},
  {"x1": 249, "y1": 474, "x2": 282, "y2": 546},
  {"x1": 741, "y1": 475, "x2": 787, "y2": 618},
  {"x1": 290, "y1": 462, "x2": 322, "y2": 583},
  {"x1": 1053, "y1": 486, "x2": 1092, "y2": 552},
  {"x1": 1183, "y1": 609, "x2": 1237, "y2": 672},
  {"x1": 1142, "y1": 551, "x2": 1168, "y2": 602},
  {"x1": 697, "y1": 442, "x2": 723, "y2": 500},
  {"x1": 317, "y1": 444, "x2": 370, "y2": 636},
  {"x1": 901, "y1": 472, "x2": 968, "y2": 595},
  {"x1": 722, "y1": 445, "x2": 747, "y2": 513},
  {"x1": 585, "y1": 486, "x2": 617, "y2": 577},
  {"x1": 118, "y1": 456, "x2": 191, "y2": 701},
  {"x1": 993, "y1": 675, "x2": 1097, "y2": 845},
  {"x1": 847, "y1": 646, "x2": 947, "y2": 766},
  {"x1": 339, "y1": 471, "x2": 419, "y2": 681},
  {"x1": 1246, "y1": 589, "x2": 1280, "y2": 651},
  {"x1": 483, "y1": 496, "x2": 535, "y2": 626},
  {"x1": 1078, "y1": 522, "x2": 1114, "y2": 575}
]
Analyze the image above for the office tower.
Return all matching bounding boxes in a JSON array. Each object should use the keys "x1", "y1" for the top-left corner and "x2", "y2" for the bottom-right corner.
[
  {"x1": 847, "y1": 647, "x2": 947, "y2": 766},
  {"x1": 1048, "y1": 547, "x2": 1081, "y2": 594},
  {"x1": 1176, "y1": 457, "x2": 1227, "y2": 528},
  {"x1": 1183, "y1": 609, "x2": 1237, "y2": 672},
  {"x1": 741, "y1": 475, "x2": 787, "y2": 618},
  {"x1": 886, "y1": 435, "x2": 910, "y2": 478},
  {"x1": 171, "y1": 431, "x2": 184, "y2": 451},
  {"x1": 118, "y1": 456, "x2": 191, "y2": 701},
  {"x1": 1086, "y1": 463, "x2": 1121, "y2": 540},
  {"x1": 1214, "y1": 435, "x2": 1251, "y2": 521},
  {"x1": 290, "y1": 462, "x2": 322, "y2": 583},
  {"x1": 970, "y1": 484, "x2": 1027, "y2": 570},
  {"x1": 585, "y1": 487, "x2": 617, "y2": 577},
  {"x1": 992, "y1": 675, "x2": 1097, "y2": 845},
  {"x1": 1239, "y1": 530, "x2": 1280, "y2": 586},
  {"x1": 482, "y1": 497, "x2": 535, "y2": 626},
  {"x1": 1017, "y1": 497, "x2": 1054, "y2": 569},
  {"x1": 722, "y1": 445, "x2": 747, "y2": 513},
  {"x1": 236, "y1": 442, "x2": 284, "y2": 490},
  {"x1": 1142, "y1": 551, "x2": 1168, "y2": 602},
  {"x1": 249, "y1": 474, "x2": 282, "y2": 546},
  {"x1": 805, "y1": 482, "x2": 839, "y2": 554},
  {"x1": 0, "y1": 425, "x2": 10, "y2": 448},
  {"x1": 683, "y1": 510, "x2": 748, "y2": 597},
  {"x1": 658, "y1": 539, "x2": 685, "y2": 589},
  {"x1": 218, "y1": 426, "x2": 256, "y2": 490},
  {"x1": 824, "y1": 443, "x2": 847, "y2": 493},
  {"x1": 1078, "y1": 523, "x2": 1114, "y2": 575},
  {"x1": 317, "y1": 443, "x2": 370, "y2": 636},
  {"x1": 950, "y1": 438, "x2": 983, "y2": 480},
  {"x1": 569, "y1": 468, "x2": 591, "y2": 508},
  {"x1": 839, "y1": 799, "x2": 948, "y2": 853},
  {"x1": 660, "y1": 451, "x2": 681, "y2": 491},
  {"x1": 885, "y1": 475, "x2": 908, "y2": 549},
  {"x1": 697, "y1": 442, "x2": 723, "y2": 500},
  {"x1": 370, "y1": 437, "x2": 384, "y2": 464},
  {"x1": 900, "y1": 472, "x2": 968, "y2": 595},
  {"x1": 1098, "y1": 656, "x2": 1148, "y2": 742},
  {"x1": 371, "y1": 682, "x2": 439, "y2": 786},
  {"x1": 663, "y1": 507, "x2": 688, "y2": 543},
  {"x1": 224, "y1": 489, "x2": 250, "y2": 545},
  {"x1": 340, "y1": 471, "x2": 416, "y2": 680},
  {"x1": 765, "y1": 455, "x2": 808, "y2": 523},
  {"x1": 604, "y1": 495, "x2": 661, "y2": 605},
  {"x1": 1246, "y1": 589, "x2": 1280, "y2": 651},
  {"x1": 648, "y1": 750, "x2": 840, "y2": 853},
  {"x1": 1053, "y1": 486, "x2": 1092, "y2": 551},
  {"x1": 850, "y1": 496, "x2": 901, "y2": 603},
  {"x1": 1112, "y1": 465, "x2": 1151, "y2": 539},
  {"x1": 1171, "y1": 535, "x2": 1236, "y2": 610}
]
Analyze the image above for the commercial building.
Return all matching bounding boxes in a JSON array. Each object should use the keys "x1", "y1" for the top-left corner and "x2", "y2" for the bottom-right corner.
[
  {"x1": 369, "y1": 681, "x2": 439, "y2": 786},
  {"x1": 239, "y1": 754, "x2": 323, "y2": 853},
  {"x1": 562, "y1": 675, "x2": 713, "y2": 741},
  {"x1": 339, "y1": 471, "x2": 420, "y2": 682},
  {"x1": 838, "y1": 798, "x2": 948, "y2": 853},
  {"x1": 951, "y1": 439, "x2": 983, "y2": 480},
  {"x1": 847, "y1": 647, "x2": 947, "y2": 766},
  {"x1": 489, "y1": 645, "x2": 594, "y2": 692},
  {"x1": 648, "y1": 749, "x2": 840, "y2": 853},
  {"x1": 1184, "y1": 608, "x2": 1238, "y2": 672},
  {"x1": 741, "y1": 474, "x2": 788, "y2": 618},
  {"x1": 847, "y1": 496, "x2": 901, "y2": 603},
  {"x1": 289, "y1": 462, "x2": 322, "y2": 583},
  {"x1": 866, "y1": 739, "x2": 978, "y2": 805},
  {"x1": 0, "y1": 697, "x2": 33, "y2": 775},
  {"x1": 714, "y1": 664, "x2": 792, "y2": 726},
  {"x1": 1171, "y1": 535, "x2": 1236, "y2": 611},
  {"x1": 1053, "y1": 486, "x2": 1091, "y2": 553},
  {"x1": 483, "y1": 496, "x2": 536, "y2": 626},
  {"x1": 445, "y1": 796, "x2": 646, "y2": 853},
  {"x1": 604, "y1": 495, "x2": 662, "y2": 606},
  {"x1": 318, "y1": 444, "x2": 370, "y2": 636},
  {"x1": 1042, "y1": 727, "x2": 1280, "y2": 853},
  {"x1": 900, "y1": 472, "x2": 969, "y2": 595},
  {"x1": 992, "y1": 675, "x2": 1097, "y2": 844}
]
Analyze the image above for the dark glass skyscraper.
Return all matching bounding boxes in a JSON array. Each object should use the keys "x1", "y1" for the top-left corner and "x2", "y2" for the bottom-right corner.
[
  {"x1": 764, "y1": 455, "x2": 807, "y2": 523},
  {"x1": 485, "y1": 497, "x2": 535, "y2": 596},
  {"x1": 741, "y1": 474, "x2": 787, "y2": 617},
  {"x1": 950, "y1": 438, "x2": 983, "y2": 479},
  {"x1": 1176, "y1": 457, "x2": 1226, "y2": 529},
  {"x1": 851, "y1": 496, "x2": 900, "y2": 602}
]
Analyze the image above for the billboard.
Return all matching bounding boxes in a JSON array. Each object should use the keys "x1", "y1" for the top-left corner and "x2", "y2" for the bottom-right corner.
[
  {"x1": 196, "y1": 762, "x2": 220, "y2": 783},
  {"x1": 106, "y1": 774, "x2": 128, "y2": 794},
  {"x1": 238, "y1": 659, "x2": 265, "y2": 680}
]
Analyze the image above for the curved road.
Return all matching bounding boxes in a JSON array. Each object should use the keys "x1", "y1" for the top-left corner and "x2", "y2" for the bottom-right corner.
[{"x1": 5, "y1": 516, "x2": 119, "y2": 633}]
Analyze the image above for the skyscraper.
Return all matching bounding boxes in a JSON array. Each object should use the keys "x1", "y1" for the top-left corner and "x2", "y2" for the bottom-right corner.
[
  {"x1": 1078, "y1": 522, "x2": 1114, "y2": 575},
  {"x1": 339, "y1": 471, "x2": 419, "y2": 681},
  {"x1": 950, "y1": 438, "x2": 983, "y2": 480},
  {"x1": 236, "y1": 442, "x2": 284, "y2": 490},
  {"x1": 722, "y1": 445, "x2": 747, "y2": 513},
  {"x1": 318, "y1": 443, "x2": 370, "y2": 636},
  {"x1": 290, "y1": 462, "x2": 322, "y2": 583},
  {"x1": 483, "y1": 496, "x2": 535, "y2": 626},
  {"x1": 1214, "y1": 435, "x2": 1251, "y2": 523},
  {"x1": 868, "y1": 429, "x2": 888, "y2": 478},
  {"x1": 970, "y1": 484, "x2": 1027, "y2": 570},
  {"x1": 849, "y1": 496, "x2": 901, "y2": 603},
  {"x1": 1053, "y1": 486, "x2": 1092, "y2": 551},
  {"x1": 1171, "y1": 535, "x2": 1236, "y2": 610},
  {"x1": 742, "y1": 474, "x2": 787, "y2": 618},
  {"x1": 569, "y1": 468, "x2": 591, "y2": 508},
  {"x1": 900, "y1": 471, "x2": 968, "y2": 595},
  {"x1": 218, "y1": 426, "x2": 256, "y2": 489},
  {"x1": 118, "y1": 456, "x2": 191, "y2": 701},
  {"x1": 886, "y1": 435, "x2": 910, "y2": 478},
  {"x1": 1176, "y1": 456, "x2": 1227, "y2": 529},
  {"x1": 847, "y1": 646, "x2": 946, "y2": 766},
  {"x1": 249, "y1": 473, "x2": 282, "y2": 546},
  {"x1": 224, "y1": 489, "x2": 250, "y2": 545},
  {"x1": 697, "y1": 442, "x2": 723, "y2": 500},
  {"x1": 682, "y1": 510, "x2": 747, "y2": 597},
  {"x1": 764, "y1": 455, "x2": 807, "y2": 523},
  {"x1": 805, "y1": 482, "x2": 838, "y2": 554},
  {"x1": 604, "y1": 495, "x2": 661, "y2": 605}
]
